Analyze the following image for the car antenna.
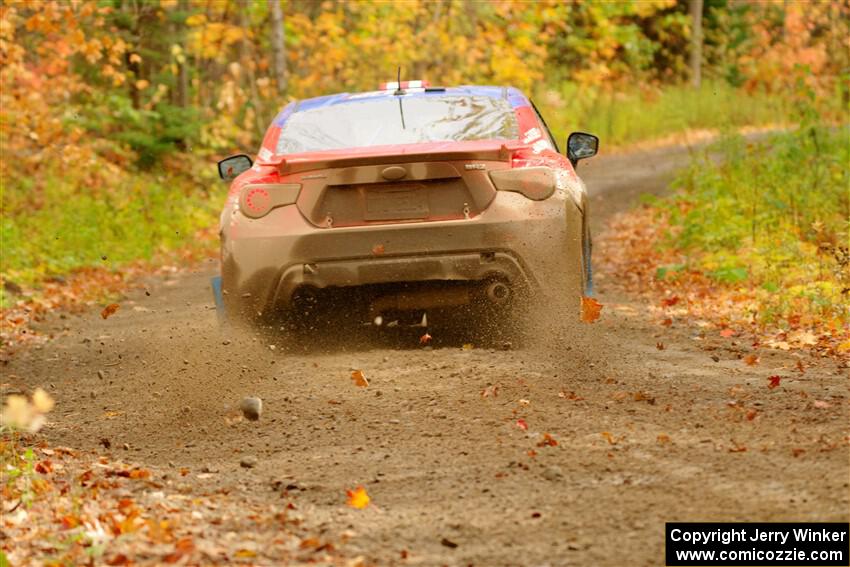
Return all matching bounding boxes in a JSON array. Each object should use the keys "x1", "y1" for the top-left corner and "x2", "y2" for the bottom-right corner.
[{"x1": 393, "y1": 66, "x2": 406, "y2": 130}]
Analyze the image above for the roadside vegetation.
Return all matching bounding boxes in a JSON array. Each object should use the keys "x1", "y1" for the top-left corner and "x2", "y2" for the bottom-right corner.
[{"x1": 599, "y1": 88, "x2": 850, "y2": 354}]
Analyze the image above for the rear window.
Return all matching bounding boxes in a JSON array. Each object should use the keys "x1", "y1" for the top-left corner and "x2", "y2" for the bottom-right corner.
[{"x1": 275, "y1": 95, "x2": 519, "y2": 154}]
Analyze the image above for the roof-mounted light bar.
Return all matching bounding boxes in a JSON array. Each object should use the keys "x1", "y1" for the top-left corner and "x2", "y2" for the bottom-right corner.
[{"x1": 379, "y1": 80, "x2": 431, "y2": 91}]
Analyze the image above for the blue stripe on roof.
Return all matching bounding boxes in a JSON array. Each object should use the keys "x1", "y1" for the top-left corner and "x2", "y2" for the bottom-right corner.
[{"x1": 273, "y1": 85, "x2": 529, "y2": 127}]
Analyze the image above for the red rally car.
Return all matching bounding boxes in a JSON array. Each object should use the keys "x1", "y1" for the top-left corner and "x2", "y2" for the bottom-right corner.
[{"x1": 215, "y1": 81, "x2": 598, "y2": 328}]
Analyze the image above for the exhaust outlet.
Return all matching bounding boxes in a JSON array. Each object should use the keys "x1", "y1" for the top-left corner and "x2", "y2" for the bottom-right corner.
[{"x1": 484, "y1": 281, "x2": 511, "y2": 305}]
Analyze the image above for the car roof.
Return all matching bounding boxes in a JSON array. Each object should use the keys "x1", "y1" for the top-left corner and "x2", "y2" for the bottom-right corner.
[{"x1": 273, "y1": 85, "x2": 530, "y2": 127}]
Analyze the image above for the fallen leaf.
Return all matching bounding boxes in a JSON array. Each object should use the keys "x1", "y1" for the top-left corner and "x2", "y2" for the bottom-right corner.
[
  {"x1": 660, "y1": 296, "x2": 680, "y2": 307},
  {"x1": 527, "y1": 449, "x2": 537, "y2": 458},
  {"x1": 419, "y1": 333, "x2": 432, "y2": 345},
  {"x1": 346, "y1": 486, "x2": 370, "y2": 509},
  {"x1": 440, "y1": 537, "x2": 458, "y2": 549},
  {"x1": 746, "y1": 409, "x2": 758, "y2": 421},
  {"x1": 371, "y1": 243, "x2": 385, "y2": 255},
  {"x1": 767, "y1": 375, "x2": 782, "y2": 389},
  {"x1": 795, "y1": 359, "x2": 805, "y2": 374},
  {"x1": 480, "y1": 384, "x2": 499, "y2": 398},
  {"x1": 537, "y1": 433, "x2": 558, "y2": 447},
  {"x1": 581, "y1": 297, "x2": 603, "y2": 323},
  {"x1": 101, "y1": 303, "x2": 120, "y2": 319},
  {"x1": 720, "y1": 328, "x2": 735, "y2": 338},
  {"x1": 743, "y1": 353, "x2": 759, "y2": 366},
  {"x1": 661, "y1": 317, "x2": 673, "y2": 327},
  {"x1": 32, "y1": 388, "x2": 54, "y2": 413},
  {"x1": 813, "y1": 400, "x2": 831, "y2": 409},
  {"x1": 462, "y1": 343, "x2": 474, "y2": 350},
  {"x1": 633, "y1": 391, "x2": 656, "y2": 404},
  {"x1": 558, "y1": 390, "x2": 583, "y2": 401},
  {"x1": 234, "y1": 549, "x2": 258, "y2": 558},
  {"x1": 791, "y1": 448, "x2": 805, "y2": 457},
  {"x1": 350, "y1": 370, "x2": 369, "y2": 388},
  {"x1": 729, "y1": 441, "x2": 747, "y2": 453},
  {"x1": 656, "y1": 434, "x2": 671, "y2": 445},
  {"x1": 516, "y1": 419, "x2": 528, "y2": 431},
  {"x1": 656, "y1": 342, "x2": 665, "y2": 350},
  {"x1": 163, "y1": 537, "x2": 195, "y2": 563},
  {"x1": 601, "y1": 431, "x2": 618, "y2": 445}
]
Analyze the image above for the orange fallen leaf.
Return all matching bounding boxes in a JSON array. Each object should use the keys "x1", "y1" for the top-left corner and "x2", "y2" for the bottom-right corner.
[
  {"x1": 729, "y1": 441, "x2": 747, "y2": 453},
  {"x1": 633, "y1": 391, "x2": 655, "y2": 404},
  {"x1": 537, "y1": 433, "x2": 558, "y2": 447},
  {"x1": 720, "y1": 328, "x2": 735, "y2": 338},
  {"x1": 164, "y1": 537, "x2": 195, "y2": 563},
  {"x1": 656, "y1": 342, "x2": 665, "y2": 350},
  {"x1": 527, "y1": 449, "x2": 537, "y2": 458},
  {"x1": 746, "y1": 409, "x2": 758, "y2": 421},
  {"x1": 105, "y1": 554, "x2": 130, "y2": 566},
  {"x1": 371, "y1": 244, "x2": 385, "y2": 255},
  {"x1": 419, "y1": 333, "x2": 432, "y2": 345},
  {"x1": 767, "y1": 375, "x2": 781, "y2": 389},
  {"x1": 656, "y1": 434, "x2": 671, "y2": 445},
  {"x1": 660, "y1": 296, "x2": 680, "y2": 307},
  {"x1": 581, "y1": 297, "x2": 602, "y2": 323},
  {"x1": 661, "y1": 317, "x2": 673, "y2": 327},
  {"x1": 350, "y1": 370, "x2": 369, "y2": 388},
  {"x1": 234, "y1": 549, "x2": 258, "y2": 558},
  {"x1": 346, "y1": 486, "x2": 370, "y2": 509},
  {"x1": 795, "y1": 359, "x2": 805, "y2": 374},
  {"x1": 743, "y1": 353, "x2": 759, "y2": 366},
  {"x1": 516, "y1": 419, "x2": 528, "y2": 431},
  {"x1": 101, "y1": 303, "x2": 120, "y2": 319},
  {"x1": 61, "y1": 515, "x2": 80, "y2": 529}
]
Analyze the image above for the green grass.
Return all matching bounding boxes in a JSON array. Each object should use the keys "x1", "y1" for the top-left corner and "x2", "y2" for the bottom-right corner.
[
  {"x1": 0, "y1": 169, "x2": 218, "y2": 289},
  {"x1": 662, "y1": 123, "x2": 849, "y2": 326},
  {"x1": 537, "y1": 80, "x2": 797, "y2": 149}
]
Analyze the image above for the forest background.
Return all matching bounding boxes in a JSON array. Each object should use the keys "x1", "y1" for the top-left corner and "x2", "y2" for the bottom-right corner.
[{"x1": 0, "y1": 0, "x2": 848, "y2": 340}]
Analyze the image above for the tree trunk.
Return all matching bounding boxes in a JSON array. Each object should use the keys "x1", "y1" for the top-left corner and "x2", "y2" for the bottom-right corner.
[
  {"x1": 176, "y1": 0, "x2": 190, "y2": 108},
  {"x1": 268, "y1": 0, "x2": 287, "y2": 95},
  {"x1": 689, "y1": 0, "x2": 703, "y2": 89}
]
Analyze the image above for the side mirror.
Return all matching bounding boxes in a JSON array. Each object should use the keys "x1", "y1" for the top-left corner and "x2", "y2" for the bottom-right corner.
[
  {"x1": 566, "y1": 132, "x2": 599, "y2": 166},
  {"x1": 217, "y1": 154, "x2": 253, "y2": 181}
]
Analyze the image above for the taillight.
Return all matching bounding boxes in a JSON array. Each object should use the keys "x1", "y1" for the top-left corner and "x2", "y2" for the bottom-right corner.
[{"x1": 238, "y1": 184, "x2": 301, "y2": 219}]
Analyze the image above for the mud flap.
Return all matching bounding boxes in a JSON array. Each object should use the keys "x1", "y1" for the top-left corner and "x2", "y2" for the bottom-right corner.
[
  {"x1": 210, "y1": 275, "x2": 227, "y2": 325},
  {"x1": 583, "y1": 233, "x2": 594, "y2": 297}
]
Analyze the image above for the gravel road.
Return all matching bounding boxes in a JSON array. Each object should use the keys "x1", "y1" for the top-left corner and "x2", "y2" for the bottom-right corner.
[{"x1": 8, "y1": 146, "x2": 848, "y2": 566}]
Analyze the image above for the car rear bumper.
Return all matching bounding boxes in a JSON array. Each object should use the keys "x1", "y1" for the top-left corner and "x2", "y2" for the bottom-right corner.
[{"x1": 220, "y1": 191, "x2": 584, "y2": 315}]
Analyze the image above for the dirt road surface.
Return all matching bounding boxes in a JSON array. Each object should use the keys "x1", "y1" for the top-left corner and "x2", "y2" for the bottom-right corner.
[{"x1": 7, "y1": 146, "x2": 849, "y2": 566}]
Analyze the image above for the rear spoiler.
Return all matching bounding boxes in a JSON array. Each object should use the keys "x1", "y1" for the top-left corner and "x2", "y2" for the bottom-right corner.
[{"x1": 262, "y1": 141, "x2": 525, "y2": 175}]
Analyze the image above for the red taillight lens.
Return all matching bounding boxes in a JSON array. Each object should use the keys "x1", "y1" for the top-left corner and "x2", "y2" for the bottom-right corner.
[
  {"x1": 242, "y1": 186, "x2": 271, "y2": 217},
  {"x1": 238, "y1": 184, "x2": 301, "y2": 219}
]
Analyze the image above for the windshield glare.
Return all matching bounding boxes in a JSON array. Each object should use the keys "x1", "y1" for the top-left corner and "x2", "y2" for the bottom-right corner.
[{"x1": 275, "y1": 95, "x2": 519, "y2": 154}]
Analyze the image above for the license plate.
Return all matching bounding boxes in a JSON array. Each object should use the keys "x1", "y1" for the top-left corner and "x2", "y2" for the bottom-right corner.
[{"x1": 364, "y1": 186, "x2": 429, "y2": 221}]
